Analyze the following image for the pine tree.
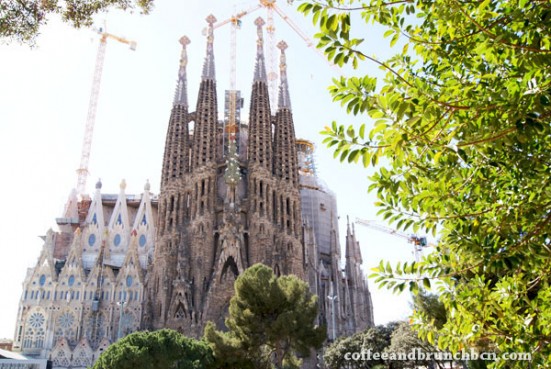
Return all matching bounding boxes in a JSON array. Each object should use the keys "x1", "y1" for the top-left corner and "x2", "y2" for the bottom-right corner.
[{"x1": 205, "y1": 263, "x2": 326, "y2": 369}]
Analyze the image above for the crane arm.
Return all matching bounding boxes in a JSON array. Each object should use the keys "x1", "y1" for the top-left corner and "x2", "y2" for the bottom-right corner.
[
  {"x1": 203, "y1": 3, "x2": 263, "y2": 34},
  {"x1": 76, "y1": 28, "x2": 136, "y2": 195},
  {"x1": 355, "y1": 218, "x2": 410, "y2": 241},
  {"x1": 102, "y1": 32, "x2": 136, "y2": 48},
  {"x1": 273, "y1": 4, "x2": 313, "y2": 47},
  {"x1": 272, "y1": 4, "x2": 336, "y2": 70},
  {"x1": 355, "y1": 218, "x2": 434, "y2": 262}
]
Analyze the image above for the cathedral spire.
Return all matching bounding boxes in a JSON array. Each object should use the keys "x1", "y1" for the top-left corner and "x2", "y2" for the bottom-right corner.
[
  {"x1": 161, "y1": 37, "x2": 191, "y2": 184},
  {"x1": 202, "y1": 15, "x2": 216, "y2": 81},
  {"x1": 173, "y1": 36, "x2": 190, "y2": 107},
  {"x1": 277, "y1": 41, "x2": 291, "y2": 110},
  {"x1": 191, "y1": 16, "x2": 219, "y2": 169},
  {"x1": 254, "y1": 17, "x2": 267, "y2": 83},
  {"x1": 247, "y1": 17, "x2": 272, "y2": 169},
  {"x1": 345, "y1": 215, "x2": 362, "y2": 265},
  {"x1": 273, "y1": 42, "x2": 298, "y2": 186}
]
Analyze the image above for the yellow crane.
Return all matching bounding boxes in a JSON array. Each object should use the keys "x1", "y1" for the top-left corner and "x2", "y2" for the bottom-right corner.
[{"x1": 76, "y1": 27, "x2": 136, "y2": 196}]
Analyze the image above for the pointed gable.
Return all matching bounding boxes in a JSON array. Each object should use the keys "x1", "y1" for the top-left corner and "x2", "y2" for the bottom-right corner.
[
  {"x1": 119, "y1": 231, "x2": 144, "y2": 284},
  {"x1": 107, "y1": 179, "x2": 131, "y2": 267},
  {"x1": 85, "y1": 180, "x2": 105, "y2": 227},
  {"x1": 84, "y1": 234, "x2": 114, "y2": 304},
  {"x1": 57, "y1": 228, "x2": 86, "y2": 303},
  {"x1": 82, "y1": 179, "x2": 106, "y2": 269},
  {"x1": 71, "y1": 338, "x2": 94, "y2": 368},
  {"x1": 50, "y1": 338, "x2": 72, "y2": 367},
  {"x1": 132, "y1": 180, "x2": 156, "y2": 269}
]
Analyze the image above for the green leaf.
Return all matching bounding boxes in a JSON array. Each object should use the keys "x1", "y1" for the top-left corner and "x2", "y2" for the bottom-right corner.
[
  {"x1": 383, "y1": 29, "x2": 394, "y2": 38},
  {"x1": 359, "y1": 124, "x2": 366, "y2": 139}
]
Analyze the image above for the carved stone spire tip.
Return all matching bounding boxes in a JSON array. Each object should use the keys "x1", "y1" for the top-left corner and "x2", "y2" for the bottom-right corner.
[
  {"x1": 179, "y1": 36, "x2": 190, "y2": 46},
  {"x1": 206, "y1": 14, "x2": 217, "y2": 25},
  {"x1": 277, "y1": 40, "x2": 288, "y2": 50},
  {"x1": 175, "y1": 35, "x2": 190, "y2": 105},
  {"x1": 202, "y1": 14, "x2": 216, "y2": 80},
  {"x1": 277, "y1": 39, "x2": 291, "y2": 110},
  {"x1": 253, "y1": 17, "x2": 267, "y2": 82}
]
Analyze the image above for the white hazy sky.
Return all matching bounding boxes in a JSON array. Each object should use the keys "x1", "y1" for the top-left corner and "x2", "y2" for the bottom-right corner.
[{"x1": 0, "y1": 0, "x2": 419, "y2": 339}]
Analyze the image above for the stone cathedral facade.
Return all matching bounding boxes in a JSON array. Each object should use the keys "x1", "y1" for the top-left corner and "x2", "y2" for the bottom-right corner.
[{"x1": 13, "y1": 15, "x2": 374, "y2": 368}]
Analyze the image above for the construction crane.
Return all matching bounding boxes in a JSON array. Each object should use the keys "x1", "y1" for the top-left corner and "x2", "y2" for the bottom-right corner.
[
  {"x1": 206, "y1": 0, "x2": 324, "y2": 111},
  {"x1": 76, "y1": 27, "x2": 136, "y2": 196},
  {"x1": 355, "y1": 218, "x2": 434, "y2": 262}
]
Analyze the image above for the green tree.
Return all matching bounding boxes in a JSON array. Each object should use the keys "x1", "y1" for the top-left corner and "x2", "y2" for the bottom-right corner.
[
  {"x1": 385, "y1": 322, "x2": 443, "y2": 369},
  {"x1": 412, "y1": 292, "x2": 447, "y2": 331},
  {"x1": 92, "y1": 329, "x2": 214, "y2": 369},
  {"x1": 323, "y1": 322, "x2": 399, "y2": 369},
  {"x1": 0, "y1": 0, "x2": 153, "y2": 45},
  {"x1": 296, "y1": 0, "x2": 551, "y2": 367},
  {"x1": 204, "y1": 263, "x2": 326, "y2": 369}
]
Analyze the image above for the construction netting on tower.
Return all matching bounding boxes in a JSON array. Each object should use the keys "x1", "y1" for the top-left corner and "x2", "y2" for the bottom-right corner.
[{"x1": 297, "y1": 139, "x2": 339, "y2": 257}]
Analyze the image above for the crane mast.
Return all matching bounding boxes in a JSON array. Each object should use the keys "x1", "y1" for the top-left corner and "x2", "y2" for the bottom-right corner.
[
  {"x1": 227, "y1": 12, "x2": 240, "y2": 139},
  {"x1": 76, "y1": 28, "x2": 136, "y2": 196}
]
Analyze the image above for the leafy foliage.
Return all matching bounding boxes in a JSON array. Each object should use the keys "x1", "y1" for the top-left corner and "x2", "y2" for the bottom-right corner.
[
  {"x1": 323, "y1": 322, "x2": 400, "y2": 369},
  {"x1": 296, "y1": 0, "x2": 551, "y2": 367},
  {"x1": 92, "y1": 329, "x2": 214, "y2": 369},
  {"x1": 0, "y1": 0, "x2": 153, "y2": 45},
  {"x1": 385, "y1": 322, "x2": 440, "y2": 369},
  {"x1": 204, "y1": 263, "x2": 326, "y2": 369},
  {"x1": 324, "y1": 321, "x2": 450, "y2": 369},
  {"x1": 412, "y1": 291, "x2": 447, "y2": 331}
]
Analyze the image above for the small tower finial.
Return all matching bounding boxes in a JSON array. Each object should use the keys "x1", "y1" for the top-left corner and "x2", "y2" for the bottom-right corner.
[
  {"x1": 206, "y1": 14, "x2": 217, "y2": 25},
  {"x1": 144, "y1": 179, "x2": 151, "y2": 192},
  {"x1": 174, "y1": 36, "x2": 190, "y2": 106},
  {"x1": 254, "y1": 17, "x2": 267, "y2": 82},
  {"x1": 277, "y1": 40, "x2": 291, "y2": 110},
  {"x1": 202, "y1": 15, "x2": 217, "y2": 80},
  {"x1": 120, "y1": 179, "x2": 127, "y2": 191},
  {"x1": 96, "y1": 178, "x2": 102, "y2": 190}
]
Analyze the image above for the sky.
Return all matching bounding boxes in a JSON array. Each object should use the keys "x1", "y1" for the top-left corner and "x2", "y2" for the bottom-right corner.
[{"x1": 0, "y1": 0, "x2": 421, "y2": 339}]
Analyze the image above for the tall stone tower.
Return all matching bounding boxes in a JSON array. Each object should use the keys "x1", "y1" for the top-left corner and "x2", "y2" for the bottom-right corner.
[{"x1": 145, "y1": 16, "x2": 305, "y2": 335}]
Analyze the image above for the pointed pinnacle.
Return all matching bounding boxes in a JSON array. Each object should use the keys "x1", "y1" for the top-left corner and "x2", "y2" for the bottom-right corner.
[
  {"x1": 254, "y1": 17, "x2": 267, "y2": 82},
  {"x1": 174, "y1": 36, "x2": 190, "y2": 106},
  {"x1": 179, "y1": 35, "x2": 190, "y2": 47},
  {"x1": 206, "y1": 14, "x2": 217, "y2": 25},
  {"x1": 179, "y1": 36, "x2": 190, "y2": 69},
  {"x1": 277, "y1": 40, "x2": 288, "y2": 73},
  {"x1": 202, "y1": 15, "x2": 216, "y2": 80},
  {"x1": 255, "y1": 17, "x2": 266, "y2": 27},
  {"x1": 255, "y1": 17, "x2": 265, "y2": 49},
  {"x1": 277, "y1": 40, "x2": 291, "y2": 110}
]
